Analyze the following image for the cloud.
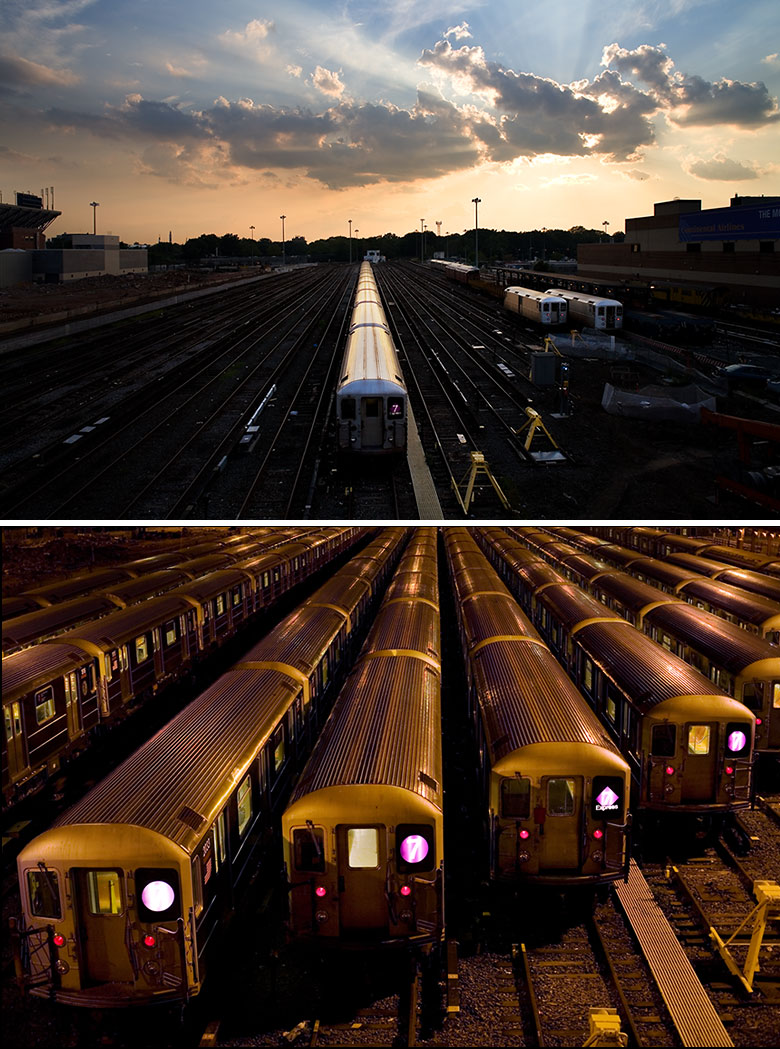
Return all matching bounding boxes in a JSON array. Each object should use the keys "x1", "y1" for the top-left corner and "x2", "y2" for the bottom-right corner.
[
  {"x1": 687, "y1": 153, "x2": 761, "y2": 181},
  {"x1": 218, "y1": 18, "x2": 275, "y2": 60},
  {"x1": 0, "y1": 52, "x2": 81, "y2": 89},
  {"x1": 762, "y1": 53, "x2": 779, "y2": 65},
  {"x1": 311, "y1": 66, "x2": 345, "y2": 98},
  {"x1": 601, "y1": 42, "x2": 780, "y2": 127},
  {"x1": 287, "y1": 65, "x2": 303, "y2": 78},
  {"x1": 445, "y1": 22, "x2": 472, "y2": 40}
]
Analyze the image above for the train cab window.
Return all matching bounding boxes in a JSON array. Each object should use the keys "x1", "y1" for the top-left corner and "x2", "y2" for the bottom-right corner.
[
  {"x1": 652, "y1": 724, "x2": 676, "y2": 756},
  {"x1": 547, "y1": 779, "x2": 576, "y2": 816},
  {"x1": 293, "y1": 825, "x2": 325, "y2": 872},
  {"x1": 237, "y1": 774, "x2": 253, "y2": 837},
  {"x1": 687, "y1": 725, "x2": 711, "y2": 755},
  {"x1": 740, "y1": 683, "x2": 761, "y2": 711},
  {"x1": 773, "y1": 683, "x2": 780, "y2": 709},
  {"x1": 501, "y1": 777, "x2": 531, "y2": 818},
  {"x1": 387, "y1": 398, "x2": 404, "y2": 419},
  {"x1": 85, "y1": 870, "x2": 123, "y2": 915},
  {"x1": 135, "y1": 635, "x2": 149, "y2": 663},
  {"x1": 34, "y1": 687, "x2": 55, "y2": 725},
  {"x1": 27, "y1": 869, "x2": 61, "y2": 919},
  {"x1": 347, "y1": 828, "x2": 379, "y2": 869},
  {"x1": 341, "y1": 398, "x2": 356, "y2": 420}
]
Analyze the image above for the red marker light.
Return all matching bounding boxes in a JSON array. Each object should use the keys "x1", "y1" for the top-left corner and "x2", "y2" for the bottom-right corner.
[
  {"x1": 725, "y1": 766, "x2": 734, "y2": 776},
  {"x1": 519, "y1": 829, "x2": 530, "y2": 840},
  {"x1": 143, "y1": 934, "x2": 156, "y2": 948},
  {"x1": 52, "y1": 933, "x2": 65, "y2": 947},
  {"x1": 593, "y1": 828, "x2": 604, "y2": 840},
  {"x1": 756, "y1": 717, "x2": 762, "y2": 725},
  {"x1": 400, "y1": 885, "x2": 412, "y2": 897},
  {"x1": 315, "y1": 886, "x2": 327, "y2": 898},
  {"x1": 665, "y1": 765, "x2": 675, "y2": 776}
]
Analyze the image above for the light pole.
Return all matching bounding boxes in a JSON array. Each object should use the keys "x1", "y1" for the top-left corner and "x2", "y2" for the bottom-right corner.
[
  {"x1": 249, "y1": 225, "x2": 255, "y2": 264},
  {"x1": 348, "y1": 219, "x2": 352, "y2": 264},
  {"x1": 89, "y1": 201, "x2": 99, "y2": 235},
  {"x1": 602, "y1": 219, "x2": 610, "y2": 242},
  {"x1": 354, "y1": 229, "x2": 359, "y2": 261},
  {"x1": 280, "y1": 215, "x2": 286, "y2": 266},
  {"x1": 420, "y1": 218, "x2": 425, "y2": 262},
  {"x1": 472, "y1": 197, "x2": 481, "y2": 267}
]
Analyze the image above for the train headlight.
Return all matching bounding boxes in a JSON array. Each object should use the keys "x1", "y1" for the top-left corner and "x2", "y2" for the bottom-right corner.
[
  {"x1": 52, "y1": 933, "x2": 66, "y2": 948},
  {"x1": 400, "y1": 910, "x2": 413, "y2": 922},
  {"x1": 315, "y1": 910, "x2": 329, "y2": 924},
  {"x1": 517, "y1": 851, "x2": 530, "y2": 863},
  {"x1": 55, "y1": 960, "x2": 69, "y2": 975},
  {"x1": 591, "y1": 850, "x2": 603, "y2": 862}
]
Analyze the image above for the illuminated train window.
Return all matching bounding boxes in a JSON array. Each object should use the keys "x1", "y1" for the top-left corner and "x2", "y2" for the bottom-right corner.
[
  {"x1": 688, "y1": 725, "x2": 711, "y2": 755},
  {"x1": 237, "y1": 774, "x2": 253, "y2": 836},
  {"x1": 347, "y1": 828, "x2": 379, "y2": 868},
  {"x1": 86, "y1": 870, "x2": 123, "y2": 915},
  {"x1": 501, "y1": 777, "x2": 530, "y2": 818}
]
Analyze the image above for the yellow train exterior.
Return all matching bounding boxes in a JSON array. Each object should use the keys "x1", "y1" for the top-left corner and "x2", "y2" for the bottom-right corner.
[
  {"x1": 283, "y1": 529, "x2": 443, "y2": 947},
  {"x1": 444, "y1": 529, "x2": 631, "y2": 885},
  {"x1": 15, "y1": 530, "x2": 409, "y2": 1007},
  {"x1": 337, "y1": 262, "x2": 407, "y2": 453}
]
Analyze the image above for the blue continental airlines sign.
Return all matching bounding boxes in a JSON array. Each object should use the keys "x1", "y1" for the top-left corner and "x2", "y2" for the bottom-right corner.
[{"x1": 679, "y1": 203, "x2": 780, "y2": 242}]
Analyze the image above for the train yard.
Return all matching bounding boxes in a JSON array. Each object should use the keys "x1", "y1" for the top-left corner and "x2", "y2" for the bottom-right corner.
[
  {"x1": 1, "y1": 261, "x2": 778, "y2": 519},
  {"x1": 3, "y1": 527, "x2": 779, "y2": 1049}
]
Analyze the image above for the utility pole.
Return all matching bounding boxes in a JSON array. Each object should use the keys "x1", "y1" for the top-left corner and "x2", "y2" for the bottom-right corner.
[
  {"x1": 472, "y1": 197, "x2": 481, "y2": 267},
  {"x1": 89, "y1": 201, "x2": 99, "y2": 235}
]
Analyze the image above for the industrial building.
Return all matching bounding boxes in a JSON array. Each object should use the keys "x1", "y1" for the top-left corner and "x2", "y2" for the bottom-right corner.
[{"x1": 578, "y1": 196, "x2": 780, "y2": 308}]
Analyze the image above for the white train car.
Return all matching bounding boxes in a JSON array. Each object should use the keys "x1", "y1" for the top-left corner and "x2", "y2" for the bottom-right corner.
[
  {"x1": 546, "y1": 289, "x2": 623, "y2": 330},
  {"x1": 336, "y1": 263, "x2": 407, "y2": 454},
  {"x1": 504, "y1": 286, "x2": 568, "y2": 327}
]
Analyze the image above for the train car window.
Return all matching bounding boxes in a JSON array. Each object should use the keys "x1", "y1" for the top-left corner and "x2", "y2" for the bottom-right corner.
[
  {"x1": 262, "y1": 571, "x2": 270, "y2": 588},
  {"x1": 287, "y1": 706, "x2": 296, "y2": 743},
  {"x1": 293, "y1": 826, "x2": 325, "y2": 872},
  {"x1": 582, "y1": 657, "x2": 594, "y2": 694},
  {"x1": 257, "y1": 750, "x2": 267, "y2": 794},
  {"x1": 135, "y1": 635, "x2": 149, "y2": 663},
  {"x1": 136, "y1": 868, "x2": 181, "y2": 922},
  {"x1": 387, "y1": 398, "x2": 404, "y2": 418},
  {"x1": 215, "y1": 811, "x2": 227, "y2": 868},
  {"x1": 547, "y1": 779, "x2": 576, "y2": 816},
  {"x1": 273, "y1": 725, "x2": 286, "y2": 773},
  {"x1": 687, "y1": 725, "x2": 711, "y2": 755},
  {"x1": 652, "y1": 724, "x2": 676, "y2": 756},
  {"x1": 26, "y1": 869, "x2": 61, "y2": 919},
  {"x1": 725, "y1": 723, "x2": 751, "y2": 757},
  {"x1": 591, "y1": 777, "x2": 624, "y2": 820},
  {"x1": 164, "y1": 620, "x2": 177, "y2": 646},
  {"x1": 232, "y1": 586, "x2": 241, "y2": 606},
  {"x1": 396, "y1": 824, "x2": 435, "y2": 873},
  {"x1": 193, "y1": 856, "x2": 204, "y2": 917},
  {"x1": 347, "y1": 828, "x2": 379, "y2": 868},
  {"x1": 34, "y1": 686, "x2": 56, "y2": 725},
  {"x1": 740, "y1": 683, "x2": 761, "y2": 711},
  {"x1": 500, "y1": 777, "x2": 531, "y2": 818},
  {"x1": 85, "y1": 870, "x2": 123, "y2": 915},
  {"x1": 605, "y1": 693, "x2": 617, "y2": 724},
  {"x1": 341, "y1": 398, "x2": 356, "y2": 420},
  {"x1": 237, "y1": 774, "x2": 253, "y2": 836},
  {"x1": 216, "y1": 594, "x2": 226, "y2": 616}
]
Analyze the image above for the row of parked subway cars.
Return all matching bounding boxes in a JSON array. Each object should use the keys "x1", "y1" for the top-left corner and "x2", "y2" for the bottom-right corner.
[
  {"x1": 3, "y1": 529, "x2": 366, "y2": 807},
  {"x1": 336, "y1": 262, "x2": 407, "y2": 454},
  {"x1": 477, "y1": 529, "x2": 757, "y2": 831},
  {"x1": 14, "y1": 529, "x2": 409, "y2": 1007}
]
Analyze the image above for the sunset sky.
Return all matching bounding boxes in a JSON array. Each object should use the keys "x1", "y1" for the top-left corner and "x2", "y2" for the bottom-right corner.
[{"x1": 2, "y1": 0, "x2": 778, "y2": 246}]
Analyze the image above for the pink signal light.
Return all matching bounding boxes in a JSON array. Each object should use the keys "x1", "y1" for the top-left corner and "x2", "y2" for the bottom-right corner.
[{"x1": 400, "y1": 834, "x2": 429, "y2": 864}]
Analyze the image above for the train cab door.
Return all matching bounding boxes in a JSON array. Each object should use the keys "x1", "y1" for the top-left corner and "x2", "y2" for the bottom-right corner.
[
  {"x1": 336, "y1": 825, "x2": 387, "y2": 934},
  {"x1": 72, "y1": 868, "x2": 134, "y2": 985},
  {"x1": 4, "y1": 701, "x2": 28, "y2": 783},
  {"x1": 681, "y1": 723, "x2": 717, "y2": 802},
  {"x1": 360, "y1": 399, "x2": 383, "y2": 449},
  {"x1": 770, "y1": 682, "x2": 780, "y2": 749},
  {"x1": 538, "y1": 777, "x2": 582, "y2": 871}
]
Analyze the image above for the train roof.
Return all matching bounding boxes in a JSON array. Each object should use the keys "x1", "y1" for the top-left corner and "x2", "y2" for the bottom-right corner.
[
  {"x1": 21, "y1": 566, "x2": 137, "y2": 604},
  {"x1": 50, "y1": 667, "x2": 299, "y2": 852},
  {"x1": 3, "y1": 641, "x2": 94, "y2": 703},
  {"x1": 504, "y1": 286, "x2": 568, "y2": 301},
  {"x1": 3, "y1": 593, "x2": 121, "y2": 652},
  {"x1": 573, "y1": 619, "x2": 746, "y2": 715},
  {"x1": 338, "y1": 325, "x2": 406, "y2": 394},
  {"x1": 644, "y1": 602, "x2": 780, "y2": 674},
  {"x1": 53, "y1": 594, "x2": 197, "y2": 650},
  {"x1": 546, "y1": 288, "x2": 623, "y2": 306},
  {"x1": 673, "y1": 577, "x2": 780, "y2": 628}
]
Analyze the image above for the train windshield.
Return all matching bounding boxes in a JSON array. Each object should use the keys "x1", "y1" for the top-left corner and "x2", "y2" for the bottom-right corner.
[
  {"x1": 340, "y1": 398, "x2": 356, "y2": 419},
  {"x1": 500, "y1": 777, "x2": 530, "y2": 818},
  {"x1": 26, "y1": 869, "x2": 61, "y2": 918}
]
